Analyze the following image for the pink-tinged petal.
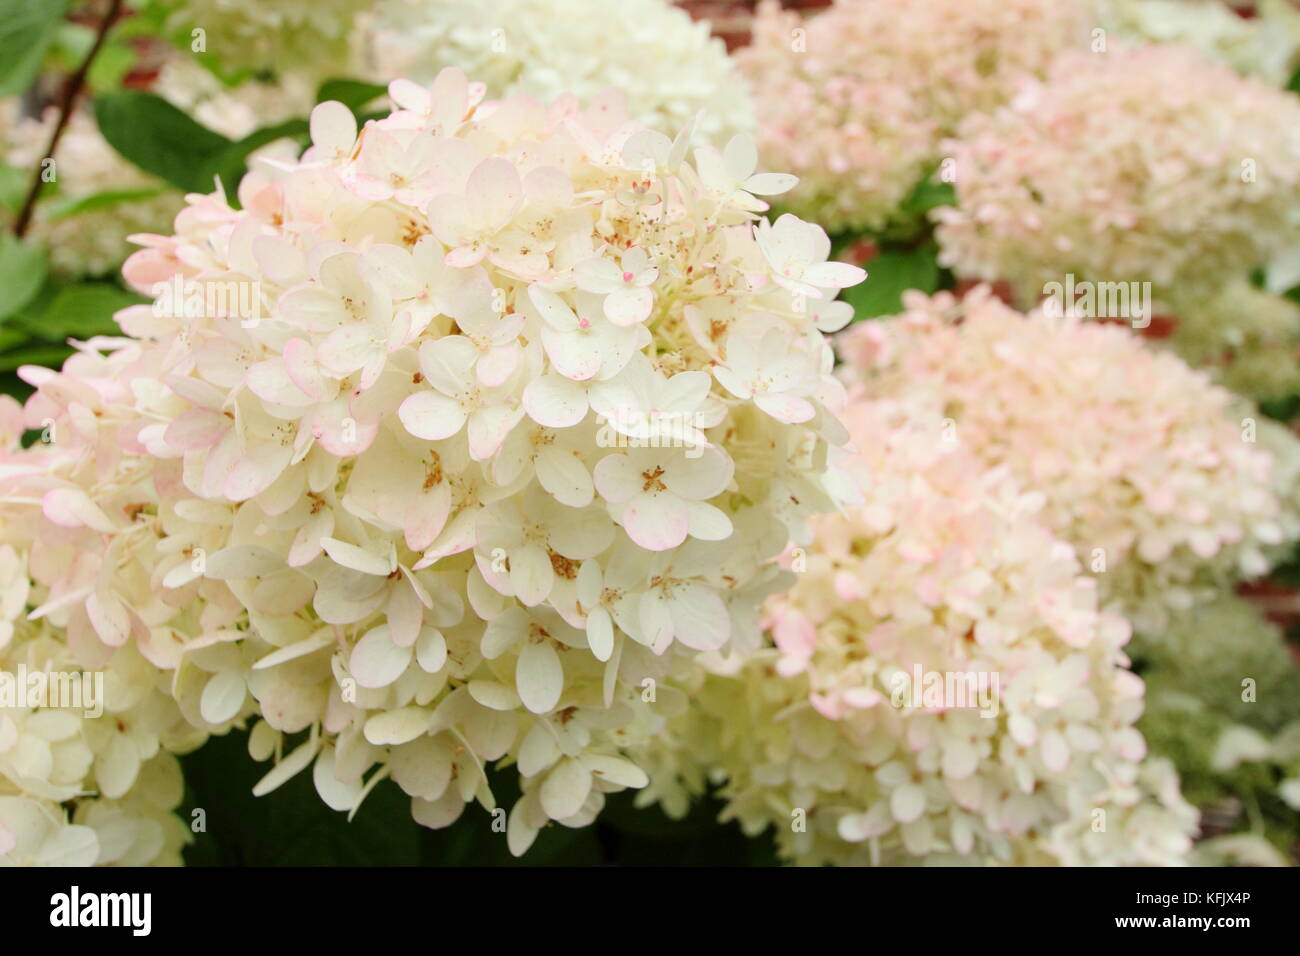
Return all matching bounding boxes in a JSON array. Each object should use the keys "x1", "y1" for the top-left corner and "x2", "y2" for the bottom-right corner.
[
  {"x1": 540, "y1": 326, "x2": 602, "y2": 381},
  {"x1": 163, "y1": 407, "x2": 227, "y2": 451},
  {"x1": 86, "y1": 588, "x2": 130, "y2": 647},
  {"x1": 663, "y1": 448, "x2": 733, "y2": 500},
  {"x1": 800, "y1": 261, "x2": 866, "y2": 289},
  {"x1": 890, "y1": 784, "x2": 927, "y2": 824},
  {"x1": 42, "y1": 488, "x2": 115, "y2": 533},
  {"x1": 417, "y1": 337, "x2": 478, "y2": 396},
  {"x1": 574, "y1": 257, "x2": 623, "y2": 294},
  {"x1": 528, "y1": 286, "x2": 578, "y2": 332},
  {"x1": 282, "y1": 337, "x2": 328, "y2": 401},
  {"x1": 388, "y1": 78, "x2": 430, "y2": 113},
  {"x1": 317, "y1": 325, "x2": 377, "y2": 377},
  {"x1": 388, "y1": 582, "x2": 424, "y2": 649},
  {"x1": 467, "y1": 405, "x2": 522, "y2": 461},
  {"x1": 405, "y1": 483, "x2": 451, "y2": 553},
  {"x1": 278, "y1": 285, "x2": 348, "y2": 332},
  {"x1": 427, "y1": 194, "x2": 473, "y2": 248},
  {"x1": 622, "y1": 493, "x2": 689, "y2": 551},
  {"x1": 754, "y1": 392, "x2": 815, "y2": 424},
  {"x1": 685, "y1": 500, "x2": 733, "y2": 541},
  {"x1": 476, "y1": 342, "x2": 520, "y2": 387},
  {"x1": 398, "y1": 392, "x2": 467, "y2": 441},
  {"x1": 444, "y1": 244, "x2": 487, "y2": 268},
  {"x1": 602, "y1": 287, "x2": 653, "y2": 327},
  {"x1": 350, "y1": 625, "x2": 412, "y2": 689},
  {"x1": 522, "y1": 375, "x2": 587, "y2": 427},
  {"x1": 246, "y1": 358, "x2": 313, "y2": 407},
  {"x1": 536, "y1": 447, "x2": 594, "y2": 508},
  {"x1": 466, "y1": 158, "x2": 522, "y2": 233},
  {"x1": 310, "y1": 101, "x2": 357, "y2": 153},
  {"x1": 322, "y1": 537, "x2": 392, "y2": 576},
  {"x1": 224, "y1": 441, "x2": 293, "y2": 502},
  {"x1": 288, "y1": 509, "x2": 333, "y2": 567},
  {"x1": 516, "y1": 640, "x2": 563, "y2": 714},
  {"x1": 591, "y1": 453, "x2": 641, "y2": 504},
  {"x1": 666, "y1": 582, "x2": 729, "y2": 651},
  {"x1": 509, "y1": 543, "x2": 554, "y2": 607}
]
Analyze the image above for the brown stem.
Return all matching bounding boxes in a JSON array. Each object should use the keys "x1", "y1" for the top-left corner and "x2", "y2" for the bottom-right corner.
[{"x1": 12, "y1": 0, "x2": 126, "y2": 238}]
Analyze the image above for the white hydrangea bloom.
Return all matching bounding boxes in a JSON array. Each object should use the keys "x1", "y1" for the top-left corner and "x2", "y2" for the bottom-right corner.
[
  {"x1": 839, "y1": 288, "x2": 1300, "y2": 634},
  {"x1": 634, "y1": 396, "x2": 1198, "y2": 865},
  {"x1": 367, "y1": 0, "x2": 755, "y2": 140},
  {"x1": 0, "y1": 68, "x2": 862, "y2": 858},
  {"x1": 156, "y1": 0, "x2": 372, "y2": 78},
  {"x1": 1092, "y1": 0, "x2": 1300, "y2": 85}
]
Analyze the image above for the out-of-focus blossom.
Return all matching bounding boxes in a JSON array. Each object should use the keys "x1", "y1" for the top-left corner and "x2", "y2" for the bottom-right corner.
[
  {"x1": 2, "y1": 101, "x2": 181, "y2": 277},
  {"x1": 1093, "y1": 0, "x2": 1300, "y2": 86},
  {"x1": 367, "y1": 0, "x2": 755, "y2": 140},
  {"x1": 737, "y1": 0, "x2": 1089, "y2": 232},
  {"x1": 934, "y1": 45, "x2": 1300, "y2": 306},
  {"x1": 635, "y1": 396, "x2": 1198, "y2": 865},
  {"x1": 840, "y1": 289, "x2": 1300, "y2": 634}
]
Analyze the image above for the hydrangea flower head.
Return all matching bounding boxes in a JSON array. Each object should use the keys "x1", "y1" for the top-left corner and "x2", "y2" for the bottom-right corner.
[
  {"x1": 1, "y1": 67, "x2": 863, "y2": 859},
  {"x1": 737, "y1": 0, "x2": 1089, "y2": 232},
  {"x1": 636, "y1": 395, "x2": 1198, "y2": 865},
  {"x1": 934, "y1": 44, "x2": 1300, "y2": 305},
  {"x1": 368, "y1": 0, "x2": 755, "y2": 141},
  {"x1": 839, "y1": 288, "x2": 1300, "y2": 633}
]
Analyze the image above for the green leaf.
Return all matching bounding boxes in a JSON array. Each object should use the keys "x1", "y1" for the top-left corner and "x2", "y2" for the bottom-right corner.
[
  {"x1": 85, "y1": 39, "x2": 136, "y2": 92},
  {"x1": 0, "y1": 0, "x2": 72, "y2": 97},
  {"x1": 899, "y1": 176, "x2": 956, "y2": 218},
  {"x1": 180, "y1": 729, "x2": 422, "y2": 866},
  {"x1": 17, "y1": 282, "x2": 143, "y2": 341},
  {"x1": 202, "y1": 118, "x2": 310, "y2": 197},
  {"x1": 44, "y1": 185, "x2": 169, "y2": 221},
  {"x1": 0, "y1": 161, "x2": 26, "y2": 211},
  {"x1": 0, "y1": 235, "x2": 48, "y2": 323},
  {"x1": 842, "y1": 245, "x2": 941, "y2": 320},
  {"x1": 316, "y1": 78, "x2": 387, "y2": 113},
  {"x1": 94, "y1": 90, "x2": 233, "y2": 193},
  {"x1": 0, "y1": 343, "x2": 72, "y2": 373}
]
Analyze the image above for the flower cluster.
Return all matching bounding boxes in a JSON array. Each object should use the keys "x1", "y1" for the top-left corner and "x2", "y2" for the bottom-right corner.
[
  {"x1": 154, "y1": 0, "x2": 371, "y2": 78},
  {"x1": 0, "y1": 388, "x2": 198, "y2": 866},
  {"x1": 1136, "y1": 597, "x2": 1300, "y2": 864},
  {"x1": 736, "y1": 0, "x2": 1089, "y2": 232},
  {"x1": 1167, "y1": 278, "x2": 1300, "y2": 403},
  {"x1": 635, "y1": 396, "x2": 1198, "y2": 865},
  {"x1": 0, "y1": 67, "x2": 863, "y2": 862},
  {"x1": 1092, "y1": 0, "x2": 1300, "y2": 86},
  {"x1": 2, "y1": 101, "x2": 181, "y2": 277},
  {"x1": 839, "y1": 288, "x2": 1300, "y2": 634},
  {"x1": 367, "y1": 0, "x2": 755, "y2": 141},
  {"x1": 933, "y1": 44, "x2": 1300, "y2": 306}
]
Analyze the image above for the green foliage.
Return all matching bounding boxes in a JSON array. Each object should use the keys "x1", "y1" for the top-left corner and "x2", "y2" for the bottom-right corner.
[
  {"x1": 840, "y1": 245, "x2": 941, "y2": 320},
  {"x1": 94, "y1": 90, "x2": 234, "y2": 193},
  {"x1": 181, "y1": 728, "x2": 776, "y2": 866},
  {"x1": 316, "y1": 78, "x2": 387, "y2": 115},
  {"x1": 0, "y1": 0, "x2": 72, "y2": 97},
  {"x1": 0, "y1": 235, "x2": 48, "y2": 323}
]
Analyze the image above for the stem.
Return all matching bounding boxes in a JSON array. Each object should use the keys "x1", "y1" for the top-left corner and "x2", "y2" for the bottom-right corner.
[{"x1": 12, "y1": 0, "x2": 125, "y2": 238}]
